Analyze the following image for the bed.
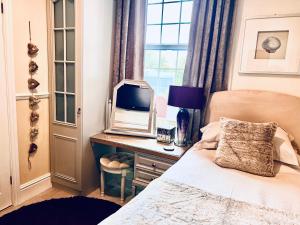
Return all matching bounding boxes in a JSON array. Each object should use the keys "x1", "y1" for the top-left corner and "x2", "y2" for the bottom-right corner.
[{"x1": 100, "y1": 90, "x2": 300, "y2": 225}]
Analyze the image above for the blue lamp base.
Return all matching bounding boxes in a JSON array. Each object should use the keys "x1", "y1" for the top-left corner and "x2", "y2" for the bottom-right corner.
[{"x1": 175, "y1": 108, "x2": 190, "y2": 147}]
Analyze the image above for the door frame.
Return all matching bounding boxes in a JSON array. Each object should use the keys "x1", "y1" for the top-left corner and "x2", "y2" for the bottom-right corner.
[{"x1": 1, "y1": 0, "x2": 21, "y2": 206}]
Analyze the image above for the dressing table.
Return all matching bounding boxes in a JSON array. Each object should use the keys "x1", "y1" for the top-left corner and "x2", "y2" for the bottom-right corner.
[{"x1": 90, "y1": 133, "x2": 190, "y2": 196}]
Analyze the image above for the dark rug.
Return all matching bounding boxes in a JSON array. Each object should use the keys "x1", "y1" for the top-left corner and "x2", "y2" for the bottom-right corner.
[{"x1": 0, "y1": 196, "x2": 121, "y2": 225}]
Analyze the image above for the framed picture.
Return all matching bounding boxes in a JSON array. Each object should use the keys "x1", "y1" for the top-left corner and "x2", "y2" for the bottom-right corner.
[{"x1": 240, "y1": 15, "x2": 300, "y2": 74}]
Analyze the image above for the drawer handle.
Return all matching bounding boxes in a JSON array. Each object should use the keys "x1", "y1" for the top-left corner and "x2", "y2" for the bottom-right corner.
[{"x1": 152, "y1": 163, "x2": 156, "y2": 168}]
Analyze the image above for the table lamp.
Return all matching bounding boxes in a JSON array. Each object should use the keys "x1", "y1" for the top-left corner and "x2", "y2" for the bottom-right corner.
[{"x1": 167, "y1": 85, "x2": 204, "y2": 147}]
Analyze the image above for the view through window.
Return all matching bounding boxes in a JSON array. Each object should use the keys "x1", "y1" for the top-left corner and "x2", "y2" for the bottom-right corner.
[{"x1": 144, "y1": 0, "x2": 193, "y2": 125}]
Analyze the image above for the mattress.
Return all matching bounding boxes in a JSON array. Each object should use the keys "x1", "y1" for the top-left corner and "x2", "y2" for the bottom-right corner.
[{"x1": 100, "y1": 148, "x2": 300, "y2": 224}]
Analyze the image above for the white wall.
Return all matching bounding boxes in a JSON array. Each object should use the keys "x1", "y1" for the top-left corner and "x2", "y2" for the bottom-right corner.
[
  {"x1": 81, "y1": 0, "x2": 114, "y2": 193},
  {"x1": 227, "y1": 0, "x2": 300, "y2": 97}
]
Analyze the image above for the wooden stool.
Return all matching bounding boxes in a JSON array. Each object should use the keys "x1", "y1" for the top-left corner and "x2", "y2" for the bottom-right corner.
[{"x1": 100, "y1": 152, "x2": 133, "y2": 202}]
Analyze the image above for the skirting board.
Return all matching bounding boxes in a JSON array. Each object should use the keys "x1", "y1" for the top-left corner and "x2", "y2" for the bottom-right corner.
[{"x1": 19, "y1": 173, "x2": 52, "y2": 204}]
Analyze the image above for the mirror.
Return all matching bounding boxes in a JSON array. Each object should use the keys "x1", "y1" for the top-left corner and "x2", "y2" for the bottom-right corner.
[{"x1": 105, "y1": 80, "x2": 156, "y2": 138}]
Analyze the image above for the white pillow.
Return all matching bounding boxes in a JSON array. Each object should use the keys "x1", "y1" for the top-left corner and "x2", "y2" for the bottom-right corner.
[
  {"x1": 200, "y1": 121, "x2": 299, "y2": 167},
  {"x1": 200, "y1": 121, "x2": 220, "y2": 142},
  {"x1": 273, "y1": 127, "x2": 299, "y2": 166}
]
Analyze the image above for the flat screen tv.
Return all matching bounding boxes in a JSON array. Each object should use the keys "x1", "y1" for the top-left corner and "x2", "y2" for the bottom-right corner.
[{"x1": 116, "y1": 84, "x2": 151, "y2": 111}]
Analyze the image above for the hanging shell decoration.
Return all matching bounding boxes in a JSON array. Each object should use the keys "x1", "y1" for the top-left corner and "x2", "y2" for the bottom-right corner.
[
  {"x1": 30, "y1": 111, "x2": 39, "y2": 123},
  {"x1": 29, "y1": 95, "x2": 40, "y2": 108},
  {"x1": 30, "y1": 127, "x2": 39, "y2": 140},
  {"x1": 28, "y1": 78, "x2": 40, "y2": 90},
  {"x1": 29, "y1": 60, "x2": 39, "y2": 74},
  {"x1": 29, "y1": 143, "x2": 38, "y2": 154},
  {"x1": 27, "y1": 43, "x2": 39, "y2": 56}
]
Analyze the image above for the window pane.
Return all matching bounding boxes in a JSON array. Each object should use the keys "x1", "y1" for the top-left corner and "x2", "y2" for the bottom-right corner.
[
  {"x1": 55, "y1": 63, "x2": 64, "y2": 92},
  {"x1": 161, "y1": 24, "x2": 179, "y2": 44},
  {"x1": 146, "y1": 25, "x2": 161, "y2": 44},
  {"x1": 160, "y1": 51, "x2": 177, "y2": 68},
  {"x1": 144, "y1": 69, "x2": 159, "y2": 90},
  {"x1": 158, "y1": 74, "x2": 175, "y2": 95},
  {"x1": 66, "y1": 0, "x2": 75, "y2": 27},
  {"x1": 66, "y1": 94, "x2": 75, "y2": 123},
  {"x1": 148, "y1": 0, "x2": 162, "y2": 3},
  {"x1": 54, "y1": 0, "x2": 63, "y2": 28},
  {"x1": 147, "y1": 4, "x2": 162, "y2": 24},
  {"x1": 56, "y1": 93, "x2": 65, "y2": 122},
  {"x1": 175, "y1": 69, "x2": 184, "y2": 85},
  {"x1": 55, "y1": 30, "x2": 64, "y2": 60},
  {"x1": 181, "y1": 1, "x2": 193, "y2": 22},
  {"x1": 179, "y1": 24, "x2": 190, "y2": 44},
  {"x1": 177, "y1": 51, "x2": 187, "y2": 68},
  {"x1": 163, "y1": 3, "x2": 180, "y2": 23},
  {"x1": 66, "y1": 30, "x2": 75, "y2": 61},
  {"x1": 145, "y1": 50, "x2": 160, "y2": 68},
  {"x1": 66, "y1": 63, "x2": 75, "y2": 93}
]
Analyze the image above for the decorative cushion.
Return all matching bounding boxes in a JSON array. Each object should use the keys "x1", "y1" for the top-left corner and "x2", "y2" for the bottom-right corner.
[
  {"x1": 100, "y1": 153, "x2": 134, "y2": 169},
  {"x1": 215, "y1": 118, "x2": 277, "y2": 177},
  {"x1": 200, "y1": 121, "x2": 300, "y2": 167}
]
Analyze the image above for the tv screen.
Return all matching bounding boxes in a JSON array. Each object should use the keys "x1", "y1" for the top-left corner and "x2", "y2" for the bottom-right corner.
[{"x1": 116, "y1": 84, "x2": 151, "y2": 111}]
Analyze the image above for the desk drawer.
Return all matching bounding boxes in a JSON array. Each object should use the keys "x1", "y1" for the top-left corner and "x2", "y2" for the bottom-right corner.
[
  {"x1": 135, "y1": 169, "x2": 159, "y2": 184},
  {"x1": 135, "y1": 153, "x2": 175, "y2": 174}
]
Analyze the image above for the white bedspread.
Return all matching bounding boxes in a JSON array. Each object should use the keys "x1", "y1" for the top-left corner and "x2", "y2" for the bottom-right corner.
[{"x1": 100, "y1": 148, "x2": 300, "y2": 224}]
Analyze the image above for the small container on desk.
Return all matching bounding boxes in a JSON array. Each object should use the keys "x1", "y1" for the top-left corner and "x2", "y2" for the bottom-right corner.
[{"x1": 156, "y1": 126, "x2": 176, "y2": 144}]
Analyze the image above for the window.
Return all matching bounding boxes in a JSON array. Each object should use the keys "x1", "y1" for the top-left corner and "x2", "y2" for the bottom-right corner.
[
  {"x1": 53, "y1": 0, "x2": 76, "y2": 124},
  {"x1": 144, "y1": 0, "x2": 193, "y2": 124}
]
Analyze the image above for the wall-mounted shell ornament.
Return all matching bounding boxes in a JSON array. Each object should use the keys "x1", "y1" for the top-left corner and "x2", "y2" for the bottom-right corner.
[
  {"x1": 27, "y1": 43, "x2": 39, "y2": 56},
  {"x1": 28, "y1": 78, "x2": 40, "y2": 90},
  {"x1": 29, "y1": 143, "x2": 38, "y2": 154},
  {"x1": 29, "y1": 60, "x2": 39, "y2": 74},
  {"x1": 30, "y1": 127, "x2": 39, "y2": 140},
  {"x1": 262, "y1": 36, "x2": 281, "y2": 53},
  {"x1": 30, "y1": 111, "x2": 39, "y2": 123},
  {"x1": 29, "y1": 96, "x2": 40, "y2": 108}
]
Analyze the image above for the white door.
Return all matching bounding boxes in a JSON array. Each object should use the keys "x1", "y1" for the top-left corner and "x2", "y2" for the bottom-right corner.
[
  {"x1": 49, "y1": 0, "x2": 82, "y2": 190},
  {"x1": 0, "y1": 8, "x2": 12, "y2": 210}
]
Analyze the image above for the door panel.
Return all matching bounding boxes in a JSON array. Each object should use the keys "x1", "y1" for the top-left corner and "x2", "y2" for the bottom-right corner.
[
  {"x1": 49, "y1": 0, "x2": 81, "y2": 190},
  {"x1": 53, "y1": 134, "x2": 78, "y2": 183},
  {"x1": 0, "y1": 13, "x2": 12, "y2": 210}
]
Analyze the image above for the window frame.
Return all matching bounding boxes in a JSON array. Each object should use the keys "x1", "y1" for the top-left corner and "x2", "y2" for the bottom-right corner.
[{"x1": 52, "y1": 0, "x2": 77, "y2": 126}]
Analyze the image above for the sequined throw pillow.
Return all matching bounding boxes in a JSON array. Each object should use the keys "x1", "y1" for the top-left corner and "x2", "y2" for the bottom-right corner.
[{"x1": 215, "y1": 118, "x2": 278, "y2": 177}]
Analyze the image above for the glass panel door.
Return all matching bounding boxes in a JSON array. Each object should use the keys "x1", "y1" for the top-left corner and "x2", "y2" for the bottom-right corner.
[{"x1": 53, "y1": 0, "x2": 76, "y2": 125}]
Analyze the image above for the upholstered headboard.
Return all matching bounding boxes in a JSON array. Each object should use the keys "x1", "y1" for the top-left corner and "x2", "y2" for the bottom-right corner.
[{"x1": 205, "y1": 90, "x2": 300, "y2": 148}]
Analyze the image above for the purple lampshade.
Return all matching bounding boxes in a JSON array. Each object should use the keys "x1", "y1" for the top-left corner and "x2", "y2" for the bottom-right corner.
[{"x1": 167, "y1": 85, "x2": 204, "y2": 109}]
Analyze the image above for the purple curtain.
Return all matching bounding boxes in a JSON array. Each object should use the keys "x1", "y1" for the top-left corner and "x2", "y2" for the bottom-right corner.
[
  {"x1": 183, "y1": 0, "x2": 236, "y2": 141},
  {"x1": 112, "y1": 0, "x2": 146, "y2": 87}
]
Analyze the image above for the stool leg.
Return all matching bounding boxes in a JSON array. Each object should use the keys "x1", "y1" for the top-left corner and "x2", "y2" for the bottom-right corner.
[
  {"x1": 131, "y1": 185, "x2": 136, "y2": 197},
  {"x1": 120, "y1": 172, "x2": 126, "y2": 202},
  {"x1": 100, "y1": 168, "x2": 104, "y2": 197}
]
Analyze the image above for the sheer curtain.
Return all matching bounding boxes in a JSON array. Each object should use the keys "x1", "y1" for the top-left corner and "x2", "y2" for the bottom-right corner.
[
  {"x1": 112, "y1": 0, "x2": 146, "y2": 87},
  {"x1": 183, "y1": 0, "x2": 236, "y2": 141}
]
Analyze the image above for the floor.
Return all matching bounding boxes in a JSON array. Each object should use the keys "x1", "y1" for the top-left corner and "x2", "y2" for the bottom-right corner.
[{"x1": 0, "y1": 186, "x2": 128, "y2": 218}]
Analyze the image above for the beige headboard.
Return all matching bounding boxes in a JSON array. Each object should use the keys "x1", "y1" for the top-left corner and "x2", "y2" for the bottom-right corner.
[{"x1": 205, "y1": 90, "x2": 300, "y2": 148}]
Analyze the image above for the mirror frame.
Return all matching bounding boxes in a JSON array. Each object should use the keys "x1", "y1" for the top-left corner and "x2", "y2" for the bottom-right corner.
[{"x1": 107, "y1": 79, "x2": 155, "y2": 138}]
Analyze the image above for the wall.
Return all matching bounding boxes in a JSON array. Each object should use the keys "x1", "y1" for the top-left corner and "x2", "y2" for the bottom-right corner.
[
  {"x1": 13, "y1": 0, "x2": 50, "y2": 185},
  {"x1": 81, "y1": 0, "x2": 114, "y2": 193},
  {"x1": 227, "y1": 0, "x2": 300, "y2": 97}
]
